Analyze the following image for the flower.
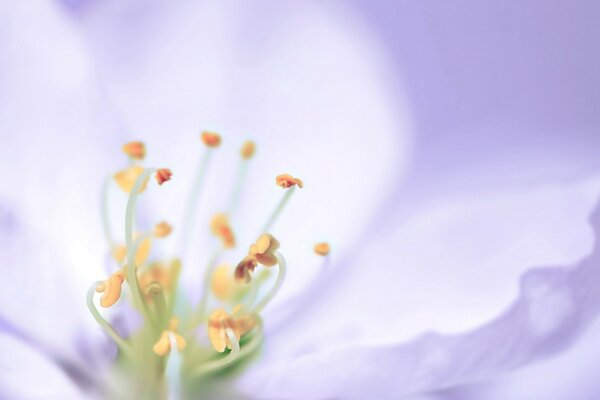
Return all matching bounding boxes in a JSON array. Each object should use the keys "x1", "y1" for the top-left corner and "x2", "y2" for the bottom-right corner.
[{"x1": 1, "y1": 1, "x2": 599, "y2": 399}]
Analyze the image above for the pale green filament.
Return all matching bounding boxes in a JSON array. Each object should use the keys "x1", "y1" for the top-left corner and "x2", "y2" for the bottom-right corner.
[
  {"x1": 166, "y1": 333, "x2": 183, "y2": 400},
  {"x1": 252, "y1": 252, "x2": 286, "y2": 314},
  {"x1": 189, "y1": 249, "x2": 223, "y2": 329},
  {"x1": 190, "y1": 329, "x2": 240, "y2": 377},
  {"x1": 145, "y1": 282, "x2": 168, "y2": 330},
  {"x1": 101, "y1": 177, "x2": 115, "y2": 248},
  {"x1": 261, "y1": 186, "x2": 296, "y2": 233},
  {"x1": 238, "y1": 319, "x2": 263, "y2": 361},
  {"x1": 180, "y1": 150, "x2": 213, "y2": 255},
  {"x1": 227, "y1": 158, "x2": 249, "y2": 216},
  {"x1": 86, "y1": 283, "x2": 132, "y2": 355},
  {"x1": 125, "y1": 168, "x2": 155, "y2": 322}
]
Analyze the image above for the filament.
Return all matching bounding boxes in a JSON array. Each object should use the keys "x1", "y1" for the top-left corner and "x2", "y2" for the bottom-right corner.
[
  {"x1": 101, "y1": 177, "x2": 115, "y2": 248},
  {"x1": 252, "y1": 251, "x2": 286, "y2": 314},
  {"x1": 261, "y1": 187, "x2": 296, "y2": 233},
  {"x1": 190, "y1": 328, "x2": 240, "y2": 377},
  {"x1": 86, "y1": 283, "x2": 131, "y2": 355}
]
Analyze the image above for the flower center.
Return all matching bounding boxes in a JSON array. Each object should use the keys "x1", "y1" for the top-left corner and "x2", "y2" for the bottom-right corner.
[{"x1": 87, "y1": 134, "x2": 310, "y2": 398}]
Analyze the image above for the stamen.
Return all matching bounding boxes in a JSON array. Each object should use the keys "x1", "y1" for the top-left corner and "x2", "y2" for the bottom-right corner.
[
  {"x1": 86, "y1": 282, "x2": 131, "y2": 354},
  {"x1": 262, "y1": 175, "x2": 302, "y2": 232},
  {"x1": 240, "y1": 140, "x2": 256, "y2": 160},
  {"x1": 152, "y1": 319, "x2": 186, "y2": 356},
  {"x1": 154, "y1": 221, "x2": 173, "y2": 238},
  {"x1": 155, "y1": 168, "x2": 173, "y2": 186},
  {"x1": 314, "y1": 242, "x2": 330, "y2": 256},
  {"x1": 210, "y1": 213, "x2": 235, "y2": 248},
  {"x1": 252, "y1": 251, "x2": 286, "y2": 313},
  {"x1": 211, "y1": 264, "x2": 236, "y2": 301},
  {"x1": 114, "y1": 166, "x2": 149, "y2": 194},
  {"x1": 101, "y1": 177, "x2": 116, "y2": 248},
  {"x1": 95, "y1": 270, "x2": 125, "y2": 308},
  {"x1": 122, "y1": 141, "x2": 146, "y2": 160},
  {"x1": 201, "y1": 131, "x2": 222, "y2": 148},
  {"x1": 124, "y1": 168, "x2": 156, "y2": 320},
  {"x1": 191, "y1": 328, "x2": 240, "y2": 377},
  {"x1": 249, "y1": 233, "x2": 279, "y2": 266}
]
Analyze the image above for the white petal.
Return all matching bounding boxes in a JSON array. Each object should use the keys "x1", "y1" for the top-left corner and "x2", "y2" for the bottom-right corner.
[
  {"x1": 71, "y1": 0, "x2": 411, "y2": 298},
  {"x1": 235, "y1": 174, "x2": 600, "y2": 398},
  {"x1": 0, "y1": 332, "x2": 86, "y2": 399}
]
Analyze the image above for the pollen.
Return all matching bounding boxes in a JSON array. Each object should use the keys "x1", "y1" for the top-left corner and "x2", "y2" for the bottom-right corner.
[
  {"x1": 114, "y1": 166, "x2": 149, "y2": 193},
  {"x1": 122, "y1": 141, "x2": 146, "y2": 160},
  {"x1": 201, "y1": 131, "x2": 222, "y2": 148},
  {"x1": 155, "y1": 168, "x2": 173, "y2": 185},
  {"x1": 153, "y1": 221, "x2": 173, "y2": 238},
  {"x1": 240, "y1": 140, "x2": 256, "y2": 159},
  {"x1": 314, "y1": 242, "x2": 330, "y2": 256},
  {"x1": 210, "y1": 213, "x2": 235, "y2": 248},
  {"x1": 95, "y1": 270, "x2": 125, "y2": 308},
  {"x1": 276, "y1": 174, "x2": 303, "y2": 189},
  {"x1": 208, "y1": 308, "x2": 256, "y2": 353},
  {"x1": 153, "y1": 318, "x2": 186, "y2": 356},
  {"x1": 234, "y1": 256, "x2": 258, "y2": 284}
]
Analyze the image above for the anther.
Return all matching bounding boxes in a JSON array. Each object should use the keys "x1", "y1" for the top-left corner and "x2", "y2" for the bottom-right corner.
[
  {"x1": 95, "y1": 270, "x2": 125, "y2": 307},
  {"x1": 211, "y1": 264, "x2": 236, "y2": 301},
  {"x1": 122, "y1": 141, "x2": 146, "y2": 160},
  {"x1": 155, "y1": 168, "x2": 173, "y2": 185},
  {"x1": 234, "y1": 234, "x2": 280, "y2": 283},
  {"x1": 154, "y1": 221, "x2": 173, "y2": 238},
  {"x1": 240, "y1": 141, "x2": 256, "y2": 159},
  {"x1": 210, "y1": 213, "x2": 235, "y2": 248},
  {"x1": 114, "y1": 166, "x2": 149, "y2": 193},
  {"x1": 201, "y1": 131, "x2": 222, "y2": 148},
  {"x1": 314, "y1": 242, "x2": 330, "y2": 256},
  {"x1": 276, "y1": 174, "x2": 303, "y2": 189},
  {"x1": 208, "y1": 308, "x2": 255, "y2": 353},
  {"x1": 153, "y1": 318, "x2": 186, "y2": 356}
]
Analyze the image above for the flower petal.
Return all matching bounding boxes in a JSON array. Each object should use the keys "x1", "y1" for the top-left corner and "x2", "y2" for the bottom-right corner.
[
  {"x1": 235, "y1": 174, "x2": 600, "y2": 398},
  {"x1": 68, "y1": 0, "x2": 412, "y2": 299}
]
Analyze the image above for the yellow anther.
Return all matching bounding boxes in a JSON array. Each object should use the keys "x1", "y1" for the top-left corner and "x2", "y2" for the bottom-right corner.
[
  {"x1": 276, "y1": 174, "x2": 303, "y2": 189},
  {"x1": 314, "y1": 242, "x2": 330, "y2": 256},
  {"x1": 235, "y1": 234, "x2": 280, "y2": 283},
  {"x1": 95, "y1": 270, "x2": 125, "y2": 308},
  {"x1": 111, "y1": 235, "x2": 151, "y2": 266},
  {"x1": 155, "y1": 168, "x2": 172, "y2": 185},
  {"x1": 114, "y1": 166, "x2": 149, "y2": 193},
  {"x1": 139, "y1": 261, "x2": 175, "y2": 293},
  {"x1": 122, "y1": 141, "x2": 146, "y2": 160},
  {"x1": 208, "y1": 308, "x2": 256, "y2": 353},
  {"x1": 210, "y1": 213, "x2": 235, "y2": 248},
  {"x1": 201, "y1": 131, "x2": 222, "y2": 148},
  {"x1": 240, "y1": 141, "x2": 256, "y2": 159},
  {"x1": 152, "y1": 319, "x2": 186, "y2": 356},
  {"x1": 211, "y1": 264, "x2": 240, "y2": 300},
  {"x1": 153, "y1": 221, "x2": 173, "y2": 238},
  {"x1": 249, "y1": 233, "x2": 280, "y2": 267}
]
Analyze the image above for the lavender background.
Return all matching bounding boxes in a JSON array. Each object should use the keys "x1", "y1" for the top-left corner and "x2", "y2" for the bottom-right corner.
[{"x1": 2, "y1": 0, "x2": 600, "y2": 399}]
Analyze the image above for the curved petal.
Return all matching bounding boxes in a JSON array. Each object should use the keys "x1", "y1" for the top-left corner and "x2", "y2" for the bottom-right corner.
[
  {"x1": 234, "y1": 173, "x2": 600, "y2": 399},
  {"x1": 66, "y1": 0, "x2": 412, "y2": 299}
]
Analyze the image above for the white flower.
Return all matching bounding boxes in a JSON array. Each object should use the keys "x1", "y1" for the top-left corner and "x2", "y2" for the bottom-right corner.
[{"x1": 1, "y1": 1, "x2": 599, "y2": 399}]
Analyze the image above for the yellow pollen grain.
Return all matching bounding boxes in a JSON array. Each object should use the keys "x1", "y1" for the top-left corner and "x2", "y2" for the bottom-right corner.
[
  {"x1": 201, "y1": 131, "x2": 222, "y2": 148},
  {"x1": 122, "y1": 141, "x2": 146, "y2": 160},
  {"x1": 155, "y1": 168, "x2": 172, "y2": 185},
  {"x1": 153, "y1": 221, "x2": 173, "y2": 237},
  {"x1": 275, "y1": 174, "x2": 303, "y2": 189},
  {"x1": 114, "y1": 166, "x2": 149, "y2": 193},
  {"x1": 240, "y1": 141, "x2": 256, "y2": 159},
  {"x1": 314, "y1": 242, "x2": 330, "y2": 256}
]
